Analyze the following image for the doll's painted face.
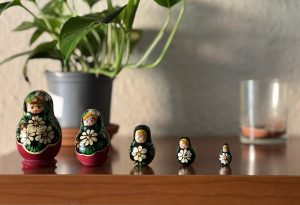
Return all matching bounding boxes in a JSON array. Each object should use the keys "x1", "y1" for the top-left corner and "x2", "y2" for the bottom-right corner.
[
  {"x1": 26, "y1": 98, "x2": 45, "y2": 114},
  {"x1": 222, "y1": 144, "x2": 229, "y2": 152},
  {"x1": 83, "y1": 112, "x2": 98, "y2": 126},
  {"x1": 179, "y1": 138, "x2": 189, "y2": 149},
  {"x1": 135, "y1": 129, "x2": 147, "y2": 143}
]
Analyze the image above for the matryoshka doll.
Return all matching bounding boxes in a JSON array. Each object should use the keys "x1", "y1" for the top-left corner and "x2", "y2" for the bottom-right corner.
[
  {"x1": 177, "y1": 137, "x2": 196, "y2": 165},
  {"x1": 16, "y1": 90, "x2": 62, "y2": 168},
  {"x1": 75, "y1": 109, "x2": 110, "y2": 166},
  {"x1": 129, "y1": 125, "x2": 155, "y2": 166},
  {"x1": 219, "y1": 143, "x2": 232, "y2": 166}
]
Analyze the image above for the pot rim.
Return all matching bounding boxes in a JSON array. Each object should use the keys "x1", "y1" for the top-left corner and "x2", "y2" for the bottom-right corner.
[{"x1": 45, "y1": 71, "x2": 115, "y2": 82}]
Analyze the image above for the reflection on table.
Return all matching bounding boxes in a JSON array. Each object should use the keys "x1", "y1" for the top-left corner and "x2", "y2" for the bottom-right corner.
[{"x1": 0, "y1": 136, "x2": 299, "y2": 175}]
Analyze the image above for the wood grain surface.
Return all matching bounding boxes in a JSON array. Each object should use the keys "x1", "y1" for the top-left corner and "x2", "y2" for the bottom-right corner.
[{"x1": 0, "y1": 175, "x2": 299, "y2": 205}]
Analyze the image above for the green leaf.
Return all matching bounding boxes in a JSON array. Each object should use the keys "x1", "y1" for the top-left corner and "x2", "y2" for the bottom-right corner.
[
  {"x1": 0, "y1": 2, "x2": 10, "y2": 12},
  {"x1": 41, "y1": 0, "x2": 64, "y2": 17},
  {"x1": 0, "y1": 0, "x2": 21, "y2": 15},
  {"x1": 30, "y1": 29, "x2": 43, "y2": 45},
  {"x1": 154, "y1": 0, "x2": 181, "y2": 8},
  {"x1": 23, "y1": 41, "x2": 62, "y2": 83},
  {"x1": 83, "y1": 0, "x2": 101, "y2": 8},
  {"x1": 120, "y1": 0, "x2": 140, "y2": 31},
  {"x1": 102, "y1": 5, "x2": 126, "y2": 24},
  {"x1": 82, "y1": 12, "x2": 108, "y2": 21},
  {"x1": 0, "y1": 51, "x2": 31, "y2": 66},
  {"x1": 59, "y1": 7, "x2": 125, "y2": 61},
  {"x1": 14, "y1": 21, "x2": 35, "y2": 31},
  {"x1": 59, "y1": 17, "x2": 98, "y2": 61},
  {"x1": 29, "y1": 40, "x2": 61, "y2": 60}
]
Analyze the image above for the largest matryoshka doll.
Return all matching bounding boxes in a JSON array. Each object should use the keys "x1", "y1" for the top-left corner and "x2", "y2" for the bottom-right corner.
[{"x1": 16, "y1": 90, "x2": 62, "y2": 168}]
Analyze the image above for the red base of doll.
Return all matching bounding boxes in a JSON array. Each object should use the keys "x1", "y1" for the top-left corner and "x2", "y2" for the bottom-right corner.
[
  {"x1": 76, "y1": 146, "x2": 110, "y2": 166},
  {"x1": 17, "y1": 140, "x2": 61, "y2": 168}
]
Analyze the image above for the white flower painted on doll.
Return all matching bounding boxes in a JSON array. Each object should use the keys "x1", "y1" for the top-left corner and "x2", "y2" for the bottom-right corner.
[
  {"x1": 177, "y1": 149, "x2": 192, "y2": 164},
  {"x1": 219, "y1": 153, "x2": 231, "y2": 165},
  {"x1": 80, "y1": 129, "x2": 98, "y2": 146},
  {"x1": 27, "y1": 116, "x2": 46, "y2": 134},
  {"x1": 35, "y1": 126, "x2": 54, "y2": 144},
  {"x1": 132, "y1": 146, "x2": 147, "y2": 162},
  {"x1": 20, "y1": 128, "x2": 35, "y2": 145}
]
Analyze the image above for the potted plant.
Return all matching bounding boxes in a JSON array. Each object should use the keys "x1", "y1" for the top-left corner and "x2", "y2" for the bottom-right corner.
[{"x1": 0, "y1": 0, "x2": 186, "y2": 144}]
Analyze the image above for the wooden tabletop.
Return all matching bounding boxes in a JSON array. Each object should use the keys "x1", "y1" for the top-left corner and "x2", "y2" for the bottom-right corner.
[
  {"x1": 1, "y1": 136, "x2": 300, "y2": 175},
  {"x1": 0, "y1": 136, "x2": 300, "y2": 204}
]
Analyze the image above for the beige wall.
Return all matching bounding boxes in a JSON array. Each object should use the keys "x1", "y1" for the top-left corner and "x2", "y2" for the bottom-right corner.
[{"x1": 1, "y1": 0, "x2": 300, "y2": 155}]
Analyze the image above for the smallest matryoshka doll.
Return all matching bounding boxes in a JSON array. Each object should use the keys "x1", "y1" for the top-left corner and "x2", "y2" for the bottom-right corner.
[
  {"x1": 75, "y1": 109, "x2": 110, "y2": 166},
  {"x1": 219, "y1": 143, "x2": 232, "y2": 166},
  {"x1": 177, "y1": 137, "x2": 196, "y2": 165},
  {"x1": 129, "y1": 125, "x2": 155, "y2": 166}
]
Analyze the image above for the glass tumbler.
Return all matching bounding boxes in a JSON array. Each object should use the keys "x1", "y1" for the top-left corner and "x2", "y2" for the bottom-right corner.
[{"x1": 240, "y1": 79, "x2": 288, "y2": 144}]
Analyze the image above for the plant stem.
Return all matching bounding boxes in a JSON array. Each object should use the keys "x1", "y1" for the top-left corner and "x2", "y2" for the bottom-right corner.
[
  {"x1": 100, "y1": 34, "x2": 107, "y2": 67},
  {"x1": 22, "y1": 4, "x2": 57, "y2": 37},
  {"x1": 87, "y1": 68, "x2": 115, "y2": 78},
  {"x1": 141, "y1": 0, "x2": 186, "y2": 69},
  {"x1": 123, "y1": 33, "x2": 131, "y2": 65},
  {"x1": 73, "y1": 52, "x2": 86, "y2": 71},
  {"x1": 106, "y1": 24, "x2": 112, "y2": 69},
  {"x1": 91, "y1": 29, "x2": 101, "y2": 64},
  {"x1": 31, "y1": 0, "x2": 40, "y2": 10},
  {"x1": 83, "y1": 36, "x2": 97, "y2": 67},
  {"x1": 79, "y1": 58, "x2": 89, "y2": 72},
  {"x1": 107, "y1": 0, "x2": 113, "y2": 11},
  {"x1": 126, "y1": 0, "x2": 186, "y2": 69},
  {"x1": 71, "y1": 0, "x2": 77, "y2": 13},
  {"x1": 60, "y1": 61, "x2": 65, "y2": 72},
  {"x1": 113, "y1": 28, "x2": 125, "y2": 75},
  {"x1": 65, "y1": 61, "x2": 70, "y2": 72},
  {"x1": 112, "y1": 24, "x2": 120, "y2": 72},
  {"x1": 126, "y1": 7, "x2": 171, "y2": 68},
  {"x1": 20, "y1": 5, "x2": 37, "y2": 18},
  {"x1": 34, "y1": 6, "x2": 59, "y2": 38},
  {"x1": 65, "y1": 1, "x2": 74, "y2": 15},
  {"x1": 69, "y1": 57, "x2": 78, "y2": 71}
]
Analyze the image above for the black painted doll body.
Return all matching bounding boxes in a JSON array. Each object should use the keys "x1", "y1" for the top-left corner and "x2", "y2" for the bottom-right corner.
[
  {"x1": 219, "y1": 143, "x2": 232, "y2": 166},
  {"x1": 177, "y1": 137, "x2": 196, "y2": 165},
  {"x1": 129, "y1": 125, "x2": 155, "y2": 166}
]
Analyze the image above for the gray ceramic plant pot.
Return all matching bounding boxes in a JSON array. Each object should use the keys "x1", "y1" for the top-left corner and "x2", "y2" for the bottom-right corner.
[{"x1": 45, "y1": 71, "x2": 113, "y2": 128}]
